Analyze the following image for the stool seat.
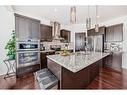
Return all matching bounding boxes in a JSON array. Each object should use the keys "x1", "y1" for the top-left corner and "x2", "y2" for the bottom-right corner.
[{"x1": 34, "y1": 68, "x2": 58, "y2": 89}]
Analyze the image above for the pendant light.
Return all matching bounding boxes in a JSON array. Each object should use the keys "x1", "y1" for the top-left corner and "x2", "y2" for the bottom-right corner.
[
  {"x1": 86, "y1": 6, "x2": 92, "y2": 30},
  {"x1": 70, "y1": 6, "x2": 76, "y2": 23},
  {"x1": 95, "y1": 5, "x2": 99, "y2": 32}
]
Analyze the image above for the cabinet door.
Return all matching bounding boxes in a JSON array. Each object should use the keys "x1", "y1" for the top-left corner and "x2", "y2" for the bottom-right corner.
[
  {"x1": 105, "y1": 54, "x2": 113, "y2": 67},
  {"x1": 31, "y1": 20, "x2": 40, "y2": 40},
  {"x1": 16, "y1": 16, "x2": 30, "y2": 40},
  {"x1": 40, "y1": 53, "x2": 47, "y2": 69},
  {"x1": 60, "y1": 30, "x2": 71, "y2": 43},
  {"x1": 40, "y1": 52, "x2": 55, "y2": 69},
  {"x1": 112, "y1": 53, "x2": 122, "y2": 72},
  {"x1": 40, "y1": 24, "x2": 52, "y2": 41},
  {"x1": 113, "y1": 24, "x2": 123, "y2": 42},
  {"x1": 106, "y1": 26, "x2": 114, "y2": 42},
  {"x1": 15, "y1": 14, "x2": 40, "y2": 40},
  {"x1": 88, "y1": 61, "x2": 99, "y2": 84},
  {"x1": 40, "y1": 25, "x2": 46, "y2": 40},
  {"x1": 87, "y1": 29, "x2": 95, "y2": 36},
  {"x1": 98, "y1": 27, "x2": 105, "y2": 35}
]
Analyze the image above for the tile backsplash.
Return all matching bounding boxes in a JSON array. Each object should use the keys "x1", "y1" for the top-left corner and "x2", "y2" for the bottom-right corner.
[
  {"x1": 104, "y1": 42, "x2": 123, "y2": 52},
  {"x1": 41, "y1": 42, "x2": 74, "y2": 50}
]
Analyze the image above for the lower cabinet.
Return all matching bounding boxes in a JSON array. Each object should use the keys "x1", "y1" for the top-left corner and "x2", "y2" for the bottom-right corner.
[
  {"x1": 103, "y1": 53, "x2": 122, "y2": 72},
  {"x1": 47, "y1": 58, "x2": 101, "y2": 89},
  {"x1": 88, "y1": 60, "x2": 100, "y2": 83},
  {"x1": 40, "y1": 51, "x2": 55, "y2": 69},
  {"x1": 16, "y1": 64, "x2": 40, "y2": 77},
  {"x1": 103, "y1": 54, "x2": 113, "y2": 67}
]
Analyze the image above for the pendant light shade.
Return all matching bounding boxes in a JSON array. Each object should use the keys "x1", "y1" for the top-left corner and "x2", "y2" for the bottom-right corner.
[
  {"x1": 70, "y1": 6, "x2": 76, "y2": 23},
  {"x1": 86, "y1": 6, "x2": 92, "y2": 29},
  {"x1": 95, "y1": 5, "x2": 99, "y2": 32}
]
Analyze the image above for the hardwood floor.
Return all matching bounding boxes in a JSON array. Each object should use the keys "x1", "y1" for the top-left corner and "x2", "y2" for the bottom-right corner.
[
  {"x1": 88, "y1": 67, "x2": 127, "y2": 89},
  {"x1": 0, "y1": 73, "x2": 36, "y2": 89},
  {"x1": 0, "y1": 67, "x2": 127, "y2": 89}
]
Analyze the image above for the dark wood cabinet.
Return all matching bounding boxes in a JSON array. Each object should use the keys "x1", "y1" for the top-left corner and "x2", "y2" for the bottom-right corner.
[
  {"x1": 103, "y1": 54, "x2": 113, "y2": 67},
  {"x1": 87, "y1": 29, "x2": 95, "y2": 36},
  {"x1": 31, "y1": 20, "x2": 40, "y2": 39},
  {"x1": 75, "y1": 33, "x2": 86, "y2": 51},
  {"x1": 103, "y1": 53, "x2": 122, "y2": 72},
  {"x1": 87, "y1": 26, "x2": 105, "y2": 36},
  {"x1": 15, "y1": 15, "x2": 30, "y2": 40},
  {"x1": 88, "y1": 60, "x2": 100, "y2": 83},
  {"x1": 60, "y1": 29, "x2": 71, "y2": 43},
  {"x1": 47, "y1": 58, "x2": 101, "y2": 89},
  {"x1": 15, "y1": 14, "x2": 40, "y2": 40},
  {"x1": 40, "y1": 52, "x2": 47, "y2": 69},
  {"x1": 113, "y1": 24, "x2": 123, "y2": 42},
  {"x1": 40, "y1": 24, "x2": 52, "y2": 42},
  {"x1": 105, "y1": 23, "x2": 123, "y2": 42},
  {"x1": 40, "y1": 51, "x2": 55, "y2": 69},
  {"x1": 112, "y1": 52, "x2": 122, "y2": 71},
  {"x1": 97, "y1": 26, "x2": 106, "y2": 35},
  {"x1": 105, "y1": 26, "x2": 114, "y2": 42}
]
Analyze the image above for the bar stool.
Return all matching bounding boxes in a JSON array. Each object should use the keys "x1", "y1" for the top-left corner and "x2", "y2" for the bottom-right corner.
[
  {"x1": 3, "y1": 59, "x2": 16, "y2": 79},
  {"x1": 34, "y1": 68, "x2": 58, "y2": 89}
]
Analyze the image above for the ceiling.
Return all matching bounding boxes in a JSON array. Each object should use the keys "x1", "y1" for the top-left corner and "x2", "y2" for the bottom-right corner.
[{"x1": 13, "y1": 6, "x2": 127, "y2": 25}]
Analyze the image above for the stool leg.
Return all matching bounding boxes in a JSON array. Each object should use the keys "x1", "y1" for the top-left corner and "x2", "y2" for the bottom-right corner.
[
  {"x1": 4, "y1": 60, "x2": 16, "y2": 79},
  {"x1": 4, "y1": 60, "x2": 10, "y2": 79}
]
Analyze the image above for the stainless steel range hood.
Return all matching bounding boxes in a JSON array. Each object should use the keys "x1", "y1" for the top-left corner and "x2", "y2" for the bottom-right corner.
[{"x1": 51, "y1": 21, "x2": 64, "y2": 42}]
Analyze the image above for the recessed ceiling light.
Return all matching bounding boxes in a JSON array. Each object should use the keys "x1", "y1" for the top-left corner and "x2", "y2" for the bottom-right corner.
[
  {"x1": 97, "y1": 15, "x2": 100, "y2": 18},
  {"x1": 54, "y1": 8, "x2": 58, "y2": 12}
]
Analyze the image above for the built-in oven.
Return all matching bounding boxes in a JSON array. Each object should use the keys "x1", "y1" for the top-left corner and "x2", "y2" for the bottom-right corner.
[
  {"x1": 17, "y1": 50, "x2": 39, "y2": 68},
  {"x1": 16, "y1": 40, "x2": 40, "y2": 68}
]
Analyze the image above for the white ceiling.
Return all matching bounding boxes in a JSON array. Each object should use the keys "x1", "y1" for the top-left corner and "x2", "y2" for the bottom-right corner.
[{"x1": 13, "y1": 6, "x2": 127, "y2": 25}]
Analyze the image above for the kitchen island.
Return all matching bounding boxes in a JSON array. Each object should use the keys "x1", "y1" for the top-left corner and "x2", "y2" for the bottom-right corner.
[{"x1": 47, "y1": 52, "x2": 110, "y2": 89}]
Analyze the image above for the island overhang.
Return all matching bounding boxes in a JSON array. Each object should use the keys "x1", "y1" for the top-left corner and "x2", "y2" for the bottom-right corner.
[{"x1": 47, "y1": 52, "x2": 110, "y2": 73}]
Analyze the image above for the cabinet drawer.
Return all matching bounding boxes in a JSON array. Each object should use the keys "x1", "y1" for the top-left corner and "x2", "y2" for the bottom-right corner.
[{"x1": 16, "y1": 64, "x2": 40, "y2": 77}]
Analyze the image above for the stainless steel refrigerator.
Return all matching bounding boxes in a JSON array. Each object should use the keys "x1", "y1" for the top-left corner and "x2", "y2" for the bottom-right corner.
[{"x1": 87, "y1": 35, "x2": 104, "y2": 52}]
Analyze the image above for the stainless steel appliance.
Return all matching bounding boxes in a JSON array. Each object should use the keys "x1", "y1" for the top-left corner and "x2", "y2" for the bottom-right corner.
[
  {"x1": 16, "y1": 40, "x2": 40, "y2": 68},
  {"x1": 51, "y1": 21, "x2": 64, "y2": 42},
  {"x1": 87, "y1": 35, "x2": 104, "y2": 52}
]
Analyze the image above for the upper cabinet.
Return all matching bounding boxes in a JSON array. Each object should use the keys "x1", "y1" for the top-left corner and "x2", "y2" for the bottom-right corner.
[
  {"x1": 87, "y1": 28, "x2": 95, "y2": 36},
  {"x1": 40, "y1": 24, "x2": 52, "y2": 42},
  {"x1": 113, "y1": 24, "x2": 123, "y2": 42},
  {"x1": 87, "y1": 26, "x2": 105, "y2": 36},
  {"x1": 105, "y1": 23, "x2": 123, "y2": 42},
  {"x1": 105, "y1": 26, "x2": 114, "y2": 42},
  {"x1": 31, "y1": 20, "x2": 40, "y2": 40},
  {"x1": 15, "y1": 14, "x2": 40, "y2": 40},
  {"x1": 60, "y1": 29, "x2": 71, "y2": 43}
]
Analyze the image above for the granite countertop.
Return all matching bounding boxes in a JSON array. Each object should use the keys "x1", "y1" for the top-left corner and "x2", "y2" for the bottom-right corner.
[{"x1": 47, "y1": 52, "x2": 110, "y2": 73}]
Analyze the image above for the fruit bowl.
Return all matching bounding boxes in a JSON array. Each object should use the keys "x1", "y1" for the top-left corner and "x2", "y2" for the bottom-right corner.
[{"x1": 60, "y1": 50, "x2": 70, "y2": 56}]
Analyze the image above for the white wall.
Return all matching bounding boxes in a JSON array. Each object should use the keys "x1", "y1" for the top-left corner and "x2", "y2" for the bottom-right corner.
[
  {"x1": 99, "y1": 15, "x2": 127, "y2": 69},
  {"x1": 0, "y1": 6, "x2": 15, "y2": 75}
]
